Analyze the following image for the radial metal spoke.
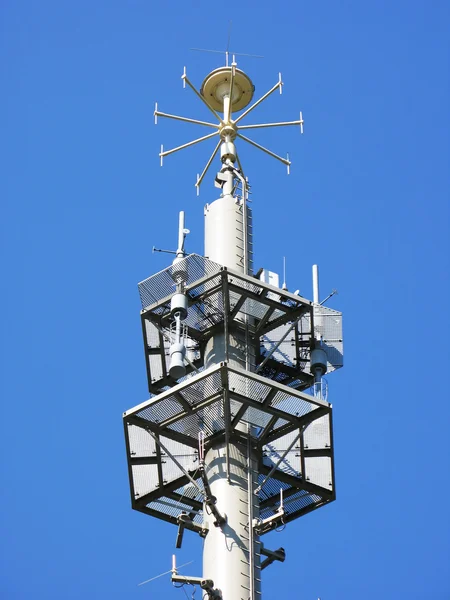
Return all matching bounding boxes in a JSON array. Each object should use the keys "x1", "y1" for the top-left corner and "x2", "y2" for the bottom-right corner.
[
  {"x1": 160, "y1": 131, "x2": 219, "y2": 161},
  {"x1": 239, "y1": 120, "x2": 302, "y2": 130},
  {"x1": 182, "y1": 70, "x2": 224, "y2": 124},
  {"x1": 190, "y1": 48, "x2": 264, "y2": 59},
  {"x1": 237, "y1": 133, "x2": 290, "y2": 166},
  {"x1": 156, "y1": 67, "x2": 299, "y2": 178},
  {"x1": 195, "y1": 139, "x2": 222, "y2": 192},
  {"x1": 190, "y1": 47, "x2": 225, "y2": 55},
  {"x1": 234, "y1": 74, "x2": 283, "y2": 124},
  {"x1": 155, "y1": 109, "x2": 217, "y2": 129}
]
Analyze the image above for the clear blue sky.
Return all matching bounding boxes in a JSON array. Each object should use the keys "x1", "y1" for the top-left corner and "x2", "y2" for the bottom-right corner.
[{"x1": 1, "y1": 1, "x2": 449, "y2": 599}]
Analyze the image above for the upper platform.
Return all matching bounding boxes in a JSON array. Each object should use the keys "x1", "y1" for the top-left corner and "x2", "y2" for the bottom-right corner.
[{"x1": 137, "y1": 254, "x2": 343, "y2": 394}]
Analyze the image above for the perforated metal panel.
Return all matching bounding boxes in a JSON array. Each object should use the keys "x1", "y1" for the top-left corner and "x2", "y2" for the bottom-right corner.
[
  {"x1": 138, "y1": 254, "x2": 222, "y2": 309},
  {"x1": 312, "y1": 305, "x2": 343, "y2": 371},
  {"x1": 138, "y1": 254, "x2": 314, "y2": 393},
  {"x1": 125, "y1": 422, "x2": 204, "y2": 526},
  {"x1": 263, "y1": 430, "x2": 301, "y2": 478},
  {"x1": 126, "y1": 256, "x2": 340, "y2": 531},
  {"x1": 257, "y1": 412, "x2": 334, "y2": 524},
  {"x1": 260, "y1": 306, "x2": 343, "y2": 379},
  {"x1": 124, "y1": 361, "x2": 334, "y2": 527},
  {"x1": 126, "y1": 364, "x2": 328, "y2": 444},
  {"x1": 260, "y1": 488, "x2": 324, "y2": 523},
  {"x1": 143, "y1": 321, "x2": 201, "y2": 390}
]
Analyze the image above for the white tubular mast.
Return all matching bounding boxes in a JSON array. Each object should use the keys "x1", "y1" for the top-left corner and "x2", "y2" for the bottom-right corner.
[
  {"x1": 153, "y1": 61, "x2": 304, "y2": 599},
  {"x1": 123, "y1": 52, "x2": 342, "y2": 600},
  {"x1": 202, "y1": 104, "x2": 259, "y2": 600},
  {"x1": 123, "y1": 57, "x2": 342, "y2": 600}
]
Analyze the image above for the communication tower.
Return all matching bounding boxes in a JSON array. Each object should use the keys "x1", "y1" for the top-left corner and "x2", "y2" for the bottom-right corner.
[{"x1": 123, "y1": 55, "x2": 343, "y2": 599}]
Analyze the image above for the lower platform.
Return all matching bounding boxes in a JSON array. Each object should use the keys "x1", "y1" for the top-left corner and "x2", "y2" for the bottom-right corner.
[{"x1": 123, "y1": 362, "x2": 335, "y2": 530}]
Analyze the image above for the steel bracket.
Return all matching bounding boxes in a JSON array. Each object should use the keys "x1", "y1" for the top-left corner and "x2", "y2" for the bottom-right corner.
[{"x1": 260, "y1": 545, "x2": 286, "y2": 570}]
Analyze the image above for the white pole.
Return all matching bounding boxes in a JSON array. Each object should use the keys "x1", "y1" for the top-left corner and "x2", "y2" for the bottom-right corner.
[
  {"x1": 312, "y1": 264, "x2": 319, "y2": 304},
  {"x1": 203, "y1": 442, "x2": 260, "y2": 599},
  {"x1": 312, "y1": 264, "x2": 324, "y2": 397},
  {"x1": 223, "y1": 94, "x2": 231, "y2": 124},
  {"x1": 172, "y1": 554, "x2": 177, "y2": 574},
  {"x1": 202, "y1": 140, "x2": 260, "y2": 599},
  {"x1": 177, "y1": 211, "x2": 185, "y2": 255}
]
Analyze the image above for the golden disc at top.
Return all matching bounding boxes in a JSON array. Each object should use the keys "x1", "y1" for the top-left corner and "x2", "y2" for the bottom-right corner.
[{"x1": 200, "y1": 67, "x2": 255, "y2": 113}]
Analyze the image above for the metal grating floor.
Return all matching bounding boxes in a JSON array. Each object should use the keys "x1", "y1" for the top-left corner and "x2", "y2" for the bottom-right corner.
[
  {"x1": 137, "y1": 254, "x2": 329, "y2": 394},
  {"x1": 123, "y1": 362, "x2": 335, "y2": 529}
]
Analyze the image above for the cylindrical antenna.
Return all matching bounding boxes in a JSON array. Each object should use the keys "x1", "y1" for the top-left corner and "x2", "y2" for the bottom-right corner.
[
  {"x1": 198, "y1": 430, "x2": 205, "y2": 466},
  {"x1": 223, "y1": 95, "x2": 231, "y2": 123},
  {"x1": 312, "y1": 264, "x2": 319, "y2": 304},
  {"x1": 177, "y1": 211, "x2": 185, "y2": 255},
  {"x1": 282, "y1": 257, "x2": 287, "y2": 290}
]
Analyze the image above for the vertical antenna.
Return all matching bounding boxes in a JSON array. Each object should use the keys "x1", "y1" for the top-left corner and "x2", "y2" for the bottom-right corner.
[
  {"x1": 282, "y1": 257, "x2": 287, "y2": 290},
  {"x1": 312, "y1": 264, "x2": 319, "y2": 304},
  {"x1": 177, "y1": 211, "x2": 185, "y2": 256},
  {"x1": 225, "y1": 20, "x2": 232, "y2": 66}
]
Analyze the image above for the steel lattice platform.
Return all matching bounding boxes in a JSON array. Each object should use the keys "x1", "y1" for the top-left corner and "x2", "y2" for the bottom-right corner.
[
  {"x1": 138, "y1": 254, "x2": 342, "y2": 394},
  {"x1": 123, "y1": 362, "x2": 335, "y2": 531}
]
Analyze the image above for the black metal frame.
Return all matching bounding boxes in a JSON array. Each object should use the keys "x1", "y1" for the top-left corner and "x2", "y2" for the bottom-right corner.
[
  {"x1": 139, "y1": 264, "x2": 315, "y2": 394},
  {"x1": 123, "y1": 362, "x2": 335, "y2": 531},
  {"x1": 125, "y1": 255, "x2": 340, "y2": 534}
]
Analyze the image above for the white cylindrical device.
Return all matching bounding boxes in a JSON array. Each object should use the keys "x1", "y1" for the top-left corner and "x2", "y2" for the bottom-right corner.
[
  {"x1": 312, "y1": 264, "x2": 319, "y2": 304},
  {"x1": 169, "y1": 342, "x2": 186, "y2": 379},
  {"x1": 310, "y1": 346, "x2": 328, "y2": 375},
  {"x1": 170, "y1": 293, "x2": 188, "y2": 320},
  {"x1": 171, "y1": 256, "x2": 188, "y2": 285},
  {"x1": 220, "y1": 140, "x2": 236, "y2": 162},
  {"x1": 177, "y1": 211, "x2": 185, "y2": 254}
]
